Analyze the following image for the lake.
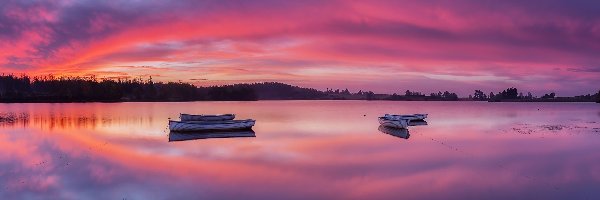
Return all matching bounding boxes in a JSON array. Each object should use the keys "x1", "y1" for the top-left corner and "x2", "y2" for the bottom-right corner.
[{"x1": 1, "y1": 101, "x2": 599, "y2": 200}]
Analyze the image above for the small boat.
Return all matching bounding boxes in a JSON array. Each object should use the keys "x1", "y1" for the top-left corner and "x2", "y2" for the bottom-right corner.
[
  {"x1": 169, "y1": 119, "x2": 255, "y2": 132},
  {"x1": 378, "y1": 125, "x2": 410, "y2": 139},
  {"x1": 378, "y1": 116, "x2": 409, "y2": 129},
  {"x1": 169, "y1": 130, "x2": 256, "y2": 142},
  {"x1": 180, "y1": 113, "x2": 235, "y2": 121},
  {"x1": 384, "y1": 114, "x2": 427, "y2": 121}
]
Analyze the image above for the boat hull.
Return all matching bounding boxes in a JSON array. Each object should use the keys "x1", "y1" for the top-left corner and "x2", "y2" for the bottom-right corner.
[
  {"x1": 169, "y1": 119, "x2": 255, "y2": 132},
  {"x1": 169, "y1": 130, "x2": 256, "y2": 142},
  {"x1": 180, "y1": 114, "x2": 235, "y2": 121},
  {"x1": 378, "y1": 117, "x2": 409, "y2": 129}
]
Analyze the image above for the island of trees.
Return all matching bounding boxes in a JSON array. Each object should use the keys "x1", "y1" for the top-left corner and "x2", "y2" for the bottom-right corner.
[{"x1": 0, "y1": 74, "x2": 598, "y2": 103}]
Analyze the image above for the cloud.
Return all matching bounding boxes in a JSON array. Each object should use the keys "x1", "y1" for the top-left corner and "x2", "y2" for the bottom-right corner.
[
  {"x1": 567, "y1": 67, "x2": 600, "y2": 73},
  {"x1": 0, "y1": 0, "x2": 599, "y2": 95}
]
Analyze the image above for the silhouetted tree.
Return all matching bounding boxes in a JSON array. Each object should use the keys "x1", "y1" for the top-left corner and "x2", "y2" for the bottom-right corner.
[
  {"x1": 366, "y1": 91, "x2": 375, "y2": 100},
  {"x1": 441, "y1": 91, "x2": 458, "y2": 100},
  {"x1": 404, "y1": 90, "x2": 424, "y2": 97},
  {"x1": 473, "y1": 90, "x2": 487, "y2": 100},
  {"x1": 491, "y1": 88, "x2": 520, "y2": 100},
  {"x1": 542, "y1": 92, "x2": 556, "y2": 99},
  {"x1": 342, "y1": 88, "x2": 351, "y2": 95}
]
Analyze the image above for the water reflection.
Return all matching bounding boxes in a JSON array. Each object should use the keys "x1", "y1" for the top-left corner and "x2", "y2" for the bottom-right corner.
[
  {"x1": 0, "y1": 112, "x2": 29, "y2": 125},
  {"x1": 0, "y1": 102, "x2": 599, "y2": 199},
  {"x1": 169, "y1": 130, "x2": 256, "y2": 142},
  {"x1": 0, "y1": 111, "x2": 160, "y2": 134},
  {"x1": 378, "y1": 125, "x2": 410, "y2": 139}
]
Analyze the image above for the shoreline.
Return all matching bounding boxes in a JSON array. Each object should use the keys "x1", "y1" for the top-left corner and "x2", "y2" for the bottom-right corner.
[{"x1": 1, "y1": 99, "x2": 597, "y2": 104}]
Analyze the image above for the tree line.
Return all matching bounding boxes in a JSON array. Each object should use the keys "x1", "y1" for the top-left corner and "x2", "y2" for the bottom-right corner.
[
  {"x1": 0, "y1": 75, "x2": 200, "y2": 102},
  {"x1": 1, "y1": 74, "x2": 598, "y2": 102},
  {"x1": 385, "y1": 90, "x2": 459, "y2": 101},
  {"x1": 0, "y1": 75, "x2": 327, "y2": 102},
  {"x1": 470, "y1": 87, "x2": 600, "y2": 102}
]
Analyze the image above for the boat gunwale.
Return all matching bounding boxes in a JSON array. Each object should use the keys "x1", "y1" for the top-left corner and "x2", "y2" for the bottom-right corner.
[
  {"x1": 180, "y1": 113, "x2": 235, "y2": 117},
  {"x1": 169, "y1": 119, "x2": 255, "y2": 124}
]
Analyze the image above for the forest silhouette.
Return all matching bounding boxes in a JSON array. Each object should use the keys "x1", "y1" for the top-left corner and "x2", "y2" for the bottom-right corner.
[{"x1": 0, "y1": 75, "x2": 598, "y2": 102}]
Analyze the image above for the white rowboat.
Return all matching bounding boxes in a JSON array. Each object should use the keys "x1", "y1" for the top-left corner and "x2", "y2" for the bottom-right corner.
[
  {"x1": 180, "y1": 114, "x2": 235, "y2": 121},
  {"x1": 169, "y1": 119, "x2": 255, "y2": 132}
]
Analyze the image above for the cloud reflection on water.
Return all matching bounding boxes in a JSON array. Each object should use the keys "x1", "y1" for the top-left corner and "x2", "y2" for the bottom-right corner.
[{"x1": 0, "y1": 101, "x2": 599, "y2": 199}]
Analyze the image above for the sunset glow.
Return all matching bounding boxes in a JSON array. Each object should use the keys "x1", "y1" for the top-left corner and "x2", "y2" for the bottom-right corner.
[
  {"x1": 1, "y1": 0, "x2": 599, "y2": 95},
  {"x1": 1, "y1": 101, "x2": 599, "y2": 199}
]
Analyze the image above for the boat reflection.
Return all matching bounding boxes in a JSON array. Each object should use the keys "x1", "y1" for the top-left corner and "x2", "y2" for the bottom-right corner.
[
  {"x1": 378, "y1": 125, "x2": 410, "y2": 139},
  {"x1": 169, "y1": 129, "x2": 256, "y2": 142}
]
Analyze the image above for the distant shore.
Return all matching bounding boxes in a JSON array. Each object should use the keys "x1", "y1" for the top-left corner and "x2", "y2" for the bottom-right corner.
[
  {"x1": 1, "y1": 99, "x2": 598, "y2": 103},
  {"x1": 1, "y1": 75, "x2": 599, "y2": 103},
  {"x1": 487, "y1": 98, "x2": 599, "y2": 103}
]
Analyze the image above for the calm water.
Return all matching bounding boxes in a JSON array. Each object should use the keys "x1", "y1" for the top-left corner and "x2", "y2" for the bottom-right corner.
[{"x1": 1, "y1": 101, "x2": 599, "y2": 200}]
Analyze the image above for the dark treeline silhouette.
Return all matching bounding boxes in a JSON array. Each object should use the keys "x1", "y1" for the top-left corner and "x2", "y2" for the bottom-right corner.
[
  {"x1": 469, "y1": 87, "x2": 600, "y2": 102},
  {"x1": 1, "y1": 74, "x2": 598, "y2": 102},
  {"x1": 0, "y1": 75, "x2": 327, "y2": 102},
  {"x1": 541, "y1": 92, "x2": 556, "y2": 99},
  {"x1": 495, "y1": 87, "x2": 519, "y2": 100},
  {"x1": 325, "y1": 88, "x2": 375, "y2": 100},
  {"x1": 251, "y1": 82, "x2": 326, "y2": 100},
  {"x1": 200, "y1": 84, "x2": 257, "y2": 101},
  {"x1": 386, "y1": 90, "x2": 458, "y2": 101},
  {"x1": 199, "y1": 82, "x2": 327, "y2": 100},
  {"x1": 0, "y1": 74, "x2": 462, "y2": 102},
  {"x1": 0, "y1": 75, "x2": 200, "y2": 102},
  {"x1": 323, "y1": 88, "x2": 459, "y2": 101}
]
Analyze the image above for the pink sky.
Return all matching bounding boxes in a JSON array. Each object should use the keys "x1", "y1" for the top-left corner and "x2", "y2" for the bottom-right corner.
[{"x1": 1, "y1": 0, "x2": 599, "y2": 96}]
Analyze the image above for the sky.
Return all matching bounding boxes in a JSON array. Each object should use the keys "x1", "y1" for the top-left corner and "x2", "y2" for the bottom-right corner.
[{"x1": 1, "y1": 0, "x2": 599, "y2": 96}]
